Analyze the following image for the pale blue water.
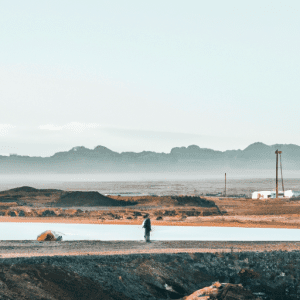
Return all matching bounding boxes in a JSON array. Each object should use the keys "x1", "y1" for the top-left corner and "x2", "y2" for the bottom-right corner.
[
  {"x1": 1, "y1": 177, "x2": 300, "y2": 197},
  {"x1": 1, "y1": 223, "x2": 300, "y2": 241}
]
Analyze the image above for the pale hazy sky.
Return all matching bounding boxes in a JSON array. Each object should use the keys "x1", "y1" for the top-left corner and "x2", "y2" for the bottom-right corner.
[{"x1": 1, "y1": 1, "x2": 299, "y2": 156}]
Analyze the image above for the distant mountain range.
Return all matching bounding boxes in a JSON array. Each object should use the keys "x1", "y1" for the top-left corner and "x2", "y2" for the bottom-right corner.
[{"x1": 0, "y1": 142, "x2": 299, "y2": 173}]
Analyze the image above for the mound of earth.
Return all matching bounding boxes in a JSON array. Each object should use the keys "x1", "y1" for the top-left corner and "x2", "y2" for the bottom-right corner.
[
  {"x1": 0, "y1": 264, "x2": 131, "y2": 300},
  {"x1": 6, "y1": 186, "x2": 40, "y2": 193},
  {"x1": 0, "y1": 186, "x2": 63, "y2": 204},
  {"x1": 112, "y1": 195, "x2": 219, "y2": 209},
  {"x1": 0, "y1": 186, "x2": 136, "y2": 207},
  {"x1": 0, "y1": 186, "x2": 218, "y2": 210},
  {"x1": 55, "y1": 191, "x2": 136, "y2": 207},
  {"x1": 0, "y1": 186, "x2": 63, "y2": 196},
  {"x1": 171, "y1": 196, "x2": 217, "y2": 207}
]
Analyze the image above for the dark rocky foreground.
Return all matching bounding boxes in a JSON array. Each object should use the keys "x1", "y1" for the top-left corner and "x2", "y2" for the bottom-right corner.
[{"x1": 0, "y1": 249, "x2": 299, "y2": 299}]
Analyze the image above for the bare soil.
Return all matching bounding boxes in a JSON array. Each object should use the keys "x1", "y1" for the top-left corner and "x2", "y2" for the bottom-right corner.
[{"x1": 1, "y1": 186, "x2": 300, "y2": 228}]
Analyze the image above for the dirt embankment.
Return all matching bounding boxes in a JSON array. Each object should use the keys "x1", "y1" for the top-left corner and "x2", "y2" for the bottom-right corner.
[
  {"x1": 0, "y1": 186, "x2": 135, "y2": 207},
  {"x1": 0, "y1": 249, "x2": 299, "y2": 299},
  {"x1": 3, "y1": 186, "x2": 300, "y2": 228},
  {"x1": 0, "y1": 186, "x2": 222, "y2": 224},
  {"x1": 0, "y1": 186, "x2": 218, "y2": 209}
]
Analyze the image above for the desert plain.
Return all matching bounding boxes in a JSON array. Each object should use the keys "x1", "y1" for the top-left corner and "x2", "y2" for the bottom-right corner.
[
  {"x1": 0, "y1": 186, "x2": 300, "y2": 299},
  {"x1": 1, "y1": 186, "x2": 300, "y2": 229}
]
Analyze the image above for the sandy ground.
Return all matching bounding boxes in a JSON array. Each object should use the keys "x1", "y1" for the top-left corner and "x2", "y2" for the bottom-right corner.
[
  {"x1": 1, "y1": 240, "x2": 300, "y2": 258},
  {"x1": 3, "y1": 187, "x2": 300, "y2": 228},
  {"x1": 1, "y1": 215, "x2": 300, "y2": 228}
]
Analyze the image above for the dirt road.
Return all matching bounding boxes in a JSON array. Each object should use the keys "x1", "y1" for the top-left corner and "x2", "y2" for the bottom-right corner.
[{"x1": 1, "y1": 240, "x2": 300, "y2": 258}]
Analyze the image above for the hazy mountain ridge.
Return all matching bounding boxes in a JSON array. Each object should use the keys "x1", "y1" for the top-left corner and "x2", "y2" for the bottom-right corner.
[{"x1": 0, "y1": 142, "x2": 299, "y2": 173}]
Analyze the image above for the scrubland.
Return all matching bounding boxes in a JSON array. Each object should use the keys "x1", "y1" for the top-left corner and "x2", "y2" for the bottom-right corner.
[{"x1": 1, "y1": 186, "x2": 300, "y2": 228}]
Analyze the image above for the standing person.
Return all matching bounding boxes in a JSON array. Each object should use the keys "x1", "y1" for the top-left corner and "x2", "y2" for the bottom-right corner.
[{"x1": 142, "y1": 216, "x2": 151, "y2": 242}]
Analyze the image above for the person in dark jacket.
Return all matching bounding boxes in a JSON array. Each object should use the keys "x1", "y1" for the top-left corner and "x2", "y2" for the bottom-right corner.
[{"x1": 142, "y1": 216, "x2": 151, "y2": 242}]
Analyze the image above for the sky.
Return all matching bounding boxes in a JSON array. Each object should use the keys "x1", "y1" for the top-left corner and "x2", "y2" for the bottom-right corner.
[{"x1": 0, "y1": 1, "x2": 299, "y2": 157}]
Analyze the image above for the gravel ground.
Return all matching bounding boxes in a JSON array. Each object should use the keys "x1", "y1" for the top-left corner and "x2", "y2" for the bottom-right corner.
[{"x1": 0, "y1": 247, "x2": 300, "y2": 299}]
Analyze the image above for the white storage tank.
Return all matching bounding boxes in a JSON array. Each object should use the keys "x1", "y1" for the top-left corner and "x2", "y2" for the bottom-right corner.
[{"x1": 252, "y1": 190, "x2": 300, "y2": 199}]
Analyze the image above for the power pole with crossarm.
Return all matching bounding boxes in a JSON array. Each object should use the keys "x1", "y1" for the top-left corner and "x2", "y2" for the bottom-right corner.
[{"x1": 275, "y1": 149, "x2": 282, "y2": 198}]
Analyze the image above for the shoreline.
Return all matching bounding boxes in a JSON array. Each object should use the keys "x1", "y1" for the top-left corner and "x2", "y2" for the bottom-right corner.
[{"x1": 1, "y1": 216, "x2": 300, "y2": 229}]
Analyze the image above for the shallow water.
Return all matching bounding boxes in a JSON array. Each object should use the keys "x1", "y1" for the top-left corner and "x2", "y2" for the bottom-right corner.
[{"x1": 1, "y1": 223, "x2": 300, "y2": 241}]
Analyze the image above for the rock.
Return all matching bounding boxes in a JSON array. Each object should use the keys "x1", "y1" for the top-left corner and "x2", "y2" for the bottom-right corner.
[
  {"x1": 185, "y1": 281, "x2": 223, "y2": 299},
  {"x1": 37, "y1": 230, "x2": 62, "y2": 241},
  {"x1": 163, "y1": 210, "x2": 176, "y2": 216},
  {"x1": 75, "y1": 209, "x2": 83, "y2": 215},
  {"x1": 185, "y1": 282, "x2": 258, "y2": 300},
  {"x1": 41, "y1": 210, "x2": 56, "y2": 217},
  {"x1": 18, "y1": 210, "x2": 26, "y2": 217},
  {"x1": 8, "y1": 211, "x2": 17, "y2": 217},
  {"x1": 214, "y1": 283, "x2": 257, "y2": 299},
  {"x1": 133, "y1": 211, "x2": 142, "y2": 217}
]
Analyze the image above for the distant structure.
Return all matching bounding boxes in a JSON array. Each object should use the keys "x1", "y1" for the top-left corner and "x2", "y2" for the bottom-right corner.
[
  {"x1": 224, "y1": 173, "x2": 226, "y2": 197},
  {"x1": 252, "y1": 190, "x2": 300, "y2": 199},
  {"x1": 275, "y1": 149, "x2": 282, "y2": 198},
  {"x1": 252, "y1": 149, "x2": 294, "y2": 199}
]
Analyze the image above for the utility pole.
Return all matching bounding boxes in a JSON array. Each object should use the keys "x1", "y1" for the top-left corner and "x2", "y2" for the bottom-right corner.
[
  {"x1": 275, "y1": 150, "x2": 282, "y2": 198},
  {"x1": 280, "y1": 153, "x2": 284, "y2": 193},
  {"x1": 225, "y1": 173, "x2": 226, "y2": 197}
]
